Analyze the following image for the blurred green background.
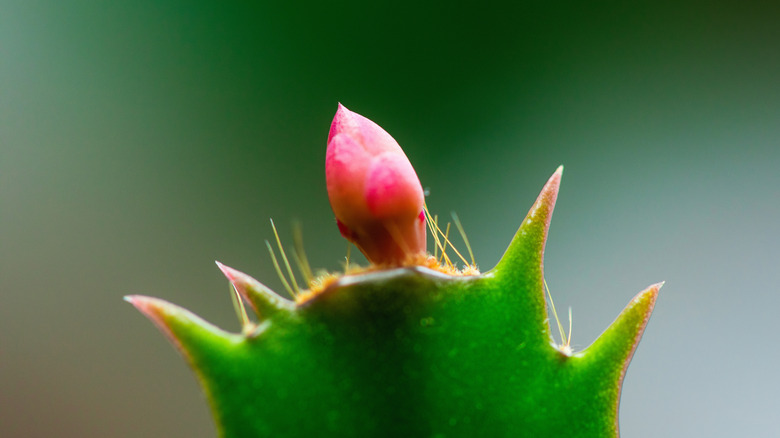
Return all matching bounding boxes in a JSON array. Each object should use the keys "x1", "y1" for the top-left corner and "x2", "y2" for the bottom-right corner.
[{"x1": 2, "y1": 1, "x2": 779, "y2": 436}]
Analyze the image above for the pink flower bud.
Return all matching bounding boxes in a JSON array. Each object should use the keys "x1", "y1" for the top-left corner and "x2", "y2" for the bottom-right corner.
[{"x1": 326, "y1": 104, "x2": 426, "y2": 265}]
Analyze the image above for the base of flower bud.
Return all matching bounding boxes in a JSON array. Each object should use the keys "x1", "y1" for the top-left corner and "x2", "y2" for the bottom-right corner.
[{"x1": 295, "y1": 252, "x2": 480, "y2": 305}]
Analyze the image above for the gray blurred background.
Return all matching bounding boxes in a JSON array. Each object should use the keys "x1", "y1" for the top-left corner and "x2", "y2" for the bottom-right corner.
[{"x1": 2, "y1": 1, "x2": 779, "y2": 436}]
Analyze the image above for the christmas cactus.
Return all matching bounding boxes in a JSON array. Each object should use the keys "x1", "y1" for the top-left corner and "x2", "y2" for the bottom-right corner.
[{"x1": 127, "y1": 104, "x2": 661, "y2": 437}]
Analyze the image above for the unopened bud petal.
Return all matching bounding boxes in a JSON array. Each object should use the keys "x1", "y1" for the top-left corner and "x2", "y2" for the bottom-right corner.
[{"x1": 325, "y1": 104, "x2": 426, "y2": 265}]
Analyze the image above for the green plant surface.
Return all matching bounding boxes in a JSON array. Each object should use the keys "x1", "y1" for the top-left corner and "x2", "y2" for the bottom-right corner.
[{"x1": 127, "y1": 168, "x2": 660, "y2": 437}]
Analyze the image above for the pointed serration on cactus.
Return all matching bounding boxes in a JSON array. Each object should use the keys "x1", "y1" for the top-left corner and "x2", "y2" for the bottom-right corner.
[{"x1": 127, "y1": 107, "x2": 661, "y2": 437}]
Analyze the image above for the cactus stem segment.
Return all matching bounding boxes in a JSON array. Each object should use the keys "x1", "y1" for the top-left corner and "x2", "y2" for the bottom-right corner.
[
  {"x1": 130, "y1": 152, "x2": 661, "y2": 437},
  {"x1": 126, "y1": 101, "x2": 665, "y2": 438}
]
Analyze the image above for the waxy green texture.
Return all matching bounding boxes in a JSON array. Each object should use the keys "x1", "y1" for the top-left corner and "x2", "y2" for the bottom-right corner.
[{"x1": 127, "y1": 168, "x2": 660, "y2": 437}]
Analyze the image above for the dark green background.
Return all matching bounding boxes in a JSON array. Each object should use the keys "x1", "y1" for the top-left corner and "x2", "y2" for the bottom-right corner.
[{"x1": 2, "y1": 1, "x2": 778, "y2": 436}]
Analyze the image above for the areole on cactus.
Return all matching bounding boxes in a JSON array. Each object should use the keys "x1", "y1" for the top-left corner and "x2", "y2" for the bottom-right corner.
[{"x1": 127, "y1": 105, "x2": 661, "y2": 437}]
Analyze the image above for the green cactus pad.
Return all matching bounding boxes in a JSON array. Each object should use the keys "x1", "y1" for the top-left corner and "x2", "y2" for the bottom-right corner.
[{"x1": 127, "y1": 168, "x2": 660, "y2": 437}]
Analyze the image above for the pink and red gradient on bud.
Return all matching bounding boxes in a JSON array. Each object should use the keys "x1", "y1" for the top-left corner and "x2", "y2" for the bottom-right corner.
[{"x1": 325, "y1": 104, "x2": 426, "y2": 265}]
